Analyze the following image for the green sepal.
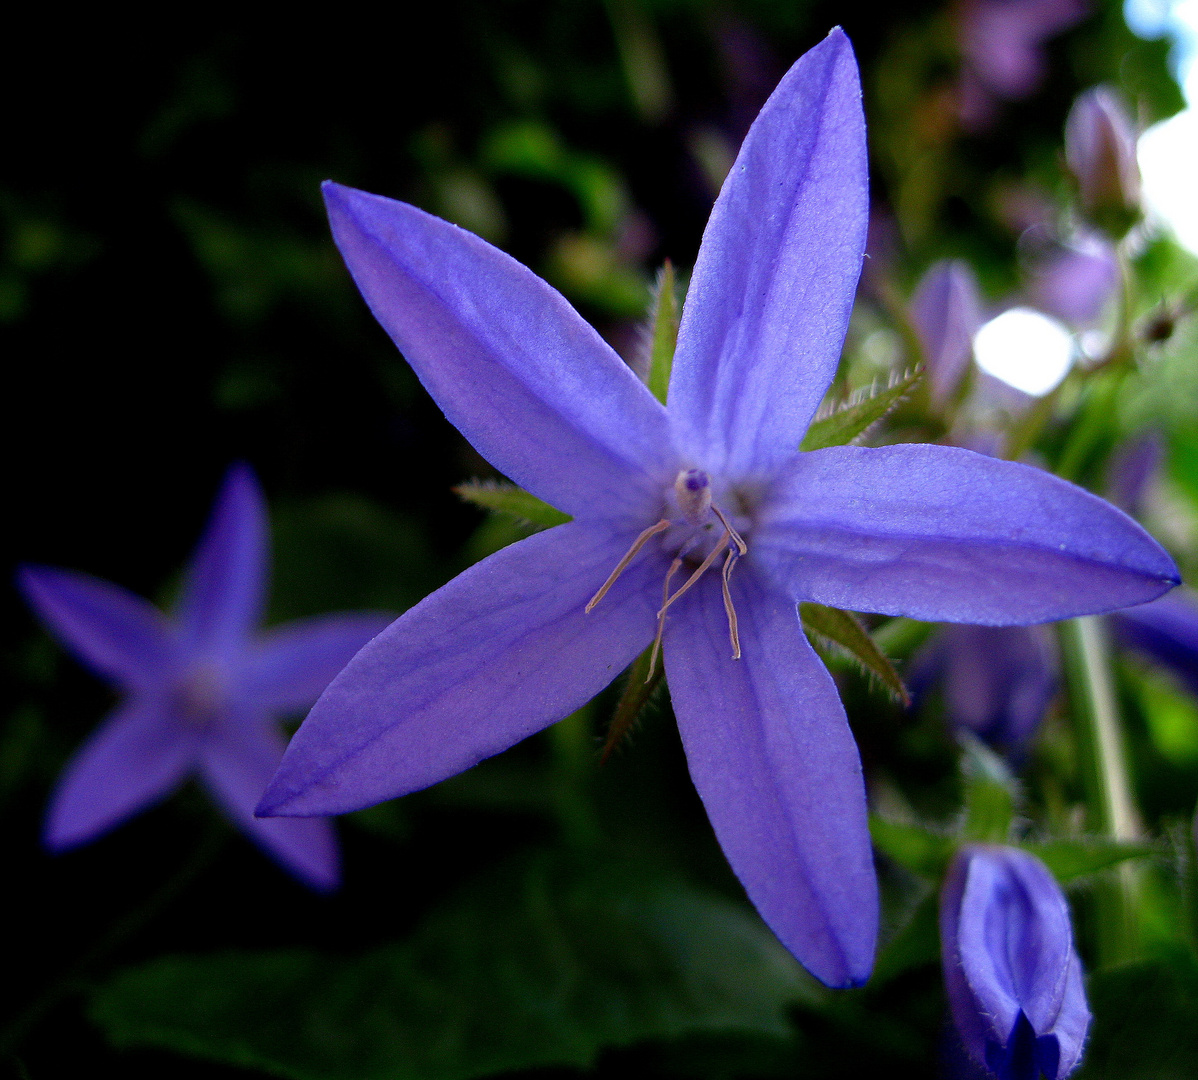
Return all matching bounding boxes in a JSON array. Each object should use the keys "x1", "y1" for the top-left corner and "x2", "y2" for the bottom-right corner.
[
  {"x1": 799, "y1": 366, "x2": 923, "y2": 451},
  {"x1": 869, "y1": 815, "x2": 956, "y2": 881},
  {"x1": 799, "y1": 602, "x2": 909, "y2": 705},
  {"x1": 1020, "y1": 837, "x2": 1157, "y2": 884},
  {"x1": 454, "y1": 480, "x2": 572, "y2": 531},
  {"x1": 645, "y1": 260, "x2": 678, "y2": 404},
  {"x1": 602, "y1": 647, "x2": 666, "y2": 762}
]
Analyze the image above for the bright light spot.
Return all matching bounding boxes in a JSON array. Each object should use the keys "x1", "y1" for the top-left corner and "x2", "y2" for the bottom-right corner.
[
  {"x1": 1139, "y1": 109, "x2": 1198, "y2": 254},
  {"x1": 973, "y1": 308, "x2": 1074, "y2": 397}
]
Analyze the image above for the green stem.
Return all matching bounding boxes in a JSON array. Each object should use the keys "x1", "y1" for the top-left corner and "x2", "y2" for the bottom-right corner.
[{"x1": 1060, "y1": 616, "x2": 1142, "y2": 965}]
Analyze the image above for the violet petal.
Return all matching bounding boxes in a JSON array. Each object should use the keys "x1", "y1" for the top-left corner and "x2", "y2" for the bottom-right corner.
[
  {"x1": 910, "y1": 259, "x2": 983, "y2": 404},
  {"x1": 200, "y1": 720, "x2": 339, "y2": 892},
  {"x1": 1110, "y1": 589, "x2": 1198, "y2": 698},
  {"x1": 43, "y1": 697, "x2": 198, "y2": 850},
  {"x1": 18, "y1": 564, "x2": 178, "y2": 692},
  {"x1": 755, "y1": 444, "x2": 1179, "y2": 623},
  {"x1": 323, "y1": 182, "x2": 675, "y2": 522},
  {"x1": 664, "y1": 569, "x2": 877, "y2": 988},
  {"x1": 259, "y1": 523, "x2": 662, "y2": 817},
  {"x1": 178, "y1": 463, "x2": 269, "y2": 654},
  {"x1": 239, "y1": 613, "x2": 395, "y2": 712},
  {"x1": 668, "y1": 28, "x2": 868, "y2": 478}
]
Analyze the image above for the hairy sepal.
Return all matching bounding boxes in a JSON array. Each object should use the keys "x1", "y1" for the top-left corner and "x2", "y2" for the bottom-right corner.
[
  {"x1": 800, "y1": 367, "x2": 923, "y2": 452},
  {"x1": 799, "y1": 601, "x2": 909, "y2": 705},
  {"x1": 455, "y1": 480, "x2": 572, "y2": 531}
]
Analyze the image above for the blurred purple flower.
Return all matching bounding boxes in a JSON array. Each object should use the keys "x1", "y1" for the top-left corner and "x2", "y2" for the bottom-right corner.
[
  {"x1": 956, "y1": 0, "x2": 1089, "y2": 129},
  {"x1": 941, "y1": 845, "x2": 1090, "y2": 1080},
  {"x1": 1027, "y1": 230, "x2": 1119, "y2": 326},
  {"x1": 1065, "y1": 85, "x2": 1141, "y2": 225},
  {"x1": 1111, "y1": 588, "x2": 1198, "y2": 699},
  {"x1": 259, "y1": 31, "x2": 1176, "y2": 987},
  {"x1": 1105, "y1": 431, "x2": 1164, "y2": 517},
  {"x1": 912, "y1": 624, "x2": 1058, "y2": 750},
  {"x1": 911, "y1": 259, "x2": 985, "y2": 404},
  {"x1": 19, "y1": 465, "x2": 391, "y2": 891}
]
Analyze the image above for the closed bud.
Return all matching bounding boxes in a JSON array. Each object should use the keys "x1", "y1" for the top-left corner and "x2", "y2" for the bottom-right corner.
[
  {"x1": 910, "y1": 259, "x2": 984, "y2": 405},
  {"x1": 1065, "y1": 86, "x2": 1141, "y2": 234},
  {"x1": 940, "y1": 845, "x2": 1090, "y2": 1080}
]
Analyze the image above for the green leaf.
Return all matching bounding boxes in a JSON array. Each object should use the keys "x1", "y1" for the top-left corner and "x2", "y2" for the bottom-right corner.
[
  {"x1": 869, "y1": 816, "x2": 956, "y2": 880},
  {"x1": 90, "y1": 853, "x2": 811, "y2": 1080},
  {"x1": 1075, "y1": 958, "x2": 1198, "y2": 1079},
  {"x1": 959, "y1": 739, "x2": 1016, "y2": 844},
  {"x1": 800, "y1": 602, "x2": 909, "y2": 705},
  {"x1": 645, "y1": 260, "x2": 678, "y2": 404},
  {"x1": 454, "y1": 480, "x2": 571, "y2": 531},
  {"x1": 1021, "y1": 837, "x2": 1157, "y2": 884},
  {"x1": 871, "y1": 890, "x2": 942, "y2": 985},
  {"x1": 799, "y1": 367, "x2": 923, "y2": 452}
]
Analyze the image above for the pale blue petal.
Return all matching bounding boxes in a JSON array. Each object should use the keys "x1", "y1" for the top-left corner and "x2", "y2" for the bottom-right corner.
[
  {"x1": 200, "y1": 721, "x2": 339, "y2": 892},
  {"x1": 663, "y1": 568, "x2": 877, "y2": 988},
  {"x1": 755, "y1": 444, "x2": 1179, "y2": 623},
  {"x1": 44, "y1": 697, "x2": 198, "y2": 850},
  {"x1": 668, "y1": 29, "x2": 867, "y2": 479},
  {"x1": 259, "y1": 522, "x2": 662, "y2": 817},
  {"x1": 238, "y1": 613, "x2": 395, "y2": 712},
  {"x1": 178, "y1": 463, "x2": 269, "y2": 653},
  {"x1": 18, "y1": 565, "x2": 177, "y2": 691},
  {"x1": 324, "y1": 183, "x2": 675, "y2": 522}
]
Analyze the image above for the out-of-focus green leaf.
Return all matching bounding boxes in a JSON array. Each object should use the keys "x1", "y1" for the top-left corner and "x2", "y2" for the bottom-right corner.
[
  {"x1": 90, "y1": 853, "x2": 811, "y2": 1080},
  {"x1": 871, "y1": 890, "x2": 941, "y2": 986},
  {"x1": 870, "y1": 816, "x2": 956, "y2": 880},
  {"x1": 800, "y1": 368, "x2": 923, "y2": 452},
  {"x1": 1021, "y1": 838, "x2": 1158, "y2": 884},
  {"x1": 800, "y1": 602, "x2": 909, "y2": 705},
  {"x1": 454, "y1": 480, "x2": 571, "y2": 530},
  {"x1": 1075, "y1": 958, "x2": 1198, "y2": 1079},
  {"x1": 959, "y1": 737, "x2": 1016, "y2": 844},
  {"x1": 270, "y1": 495, "x2": 439, "y2": 622},
  {"x1": 645, "y1": 260, "x2": 678, "y2": 405}
]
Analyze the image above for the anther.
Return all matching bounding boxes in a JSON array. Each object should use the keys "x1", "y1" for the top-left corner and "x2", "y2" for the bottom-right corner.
[{"x1": 585, "y1": 518, "x2": 671, "y2": 613}]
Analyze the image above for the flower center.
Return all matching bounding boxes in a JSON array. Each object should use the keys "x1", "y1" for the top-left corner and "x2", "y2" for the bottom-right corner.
[
  {"x1": 172, "y1": 662, "x2": 227, "y2": 731},
  {"x1": 585, "y1": 468, "x2": 748, "y2": 678}
]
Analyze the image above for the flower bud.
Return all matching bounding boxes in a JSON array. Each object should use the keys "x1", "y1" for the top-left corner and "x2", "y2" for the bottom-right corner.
[
  {"x1": 911, "y1": 624, "x2": 1057, "y2": 751},
  {"x1": 910, "y1": 260, "x2": 984, "y2": 404},
  {"x1": 1065, "y1": 86, "x2": 1141, "y2": 234},
  {"x1": 940, "y1": 845, "x2": 1090, "y2": 1080}
]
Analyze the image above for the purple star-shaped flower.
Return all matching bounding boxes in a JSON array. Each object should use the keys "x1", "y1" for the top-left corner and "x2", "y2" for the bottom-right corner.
[
  {"x1": 19, "y1": 464, "x2": 391, "y2": 891},
  {"x1": 259, "y1": 30, "x2": 1176, "y2": 984},
  {"x1": 940, "y1": 845, "x2": 1090, "y2": 1080}
]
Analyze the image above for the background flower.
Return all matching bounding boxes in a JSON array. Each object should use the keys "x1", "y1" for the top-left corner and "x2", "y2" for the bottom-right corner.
[{"x1": 19, "y1": 464, "x2": 391, "y2": 890}]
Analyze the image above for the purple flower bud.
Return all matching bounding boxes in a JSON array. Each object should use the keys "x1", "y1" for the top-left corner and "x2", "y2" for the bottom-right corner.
[
  {"x1": 912, "y1": 624, "x2": 1057, "y2": 750},
  {"x1": 1105, "y1": 431, "x2": 1164, "y2": 518},
  {"x1": 1027, "y1": 232, "x2": 1118, "y2": 326},
  {"x1": 911, "y1": 260, "x2": 985, "y2": 404},
  {"x1": 1065, "y1": 86, "x2": 1141, "y2": 229},
  {"x1": 941, "y1": 845, "x2": 1091, "y2": 1080}
]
